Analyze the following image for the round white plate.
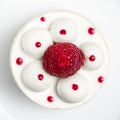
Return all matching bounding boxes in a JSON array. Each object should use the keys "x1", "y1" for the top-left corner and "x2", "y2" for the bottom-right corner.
[{"x1": 0, "y1": 0, "x2": 120, "y2": 120}]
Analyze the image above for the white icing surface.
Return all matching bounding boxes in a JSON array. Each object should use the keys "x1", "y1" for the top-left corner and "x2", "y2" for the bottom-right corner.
[
  {"x1": 80, "y1": 43, "x2": 105, "y2": 70},
  {"x1": 50, "y1": 18, "x2": 78, "y2": 43},
  {"x1": 10, "y1": 11, "x2": 109, "y2": 109},
  {"x1": 22, "y1": 61, "x2": 57, "y2": 92},
  {"x1": 22, "y1": 28, "x2": 53, "y2": 59},
  {"x1": 57, "y1": 74, "x2": 89, "y2": 103}
]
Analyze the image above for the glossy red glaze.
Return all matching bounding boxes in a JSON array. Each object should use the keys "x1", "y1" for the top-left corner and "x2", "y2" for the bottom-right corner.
[
  {"x1": 98, "y1": 76, "x2": 104, "y2": 83},
  {"x1": 72, "y1": 84, "x2": 79, "y2": 91},
  {"x1": 38, "y1": 74, "x2": 44, "y2": 81},
  {"x1": 88, "y1": 27, "x2": 95, "y2": 35},
  {"x1": 89, "y1": 55, "x2": 96, "y2": 61},
  {"x1": 40, "y1": 17, "x2": 46, "y2": 22},
  {"x1": 16, "y1": 57, "x2": 23, "y2": 65},
  {"x1": 59, "y1": 29, "x2": 67, "y2": 35},
  {"x1": 35, "y1": 42, "x2": 41, "y2": 48},
  {"x1": 47, "y1": 96, "x2": 54, "y2": 102}
]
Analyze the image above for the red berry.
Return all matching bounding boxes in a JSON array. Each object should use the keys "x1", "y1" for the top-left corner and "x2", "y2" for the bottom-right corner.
[
  {"x1": 38, "y1": 74, "x2": 44, "y2": 81},
  {"x1": 59, "y1": 29, "x2": 67, "y2": 35},
  {"x1": 98, "y1": 76, "x2": 104, "y2": 83},
  {"x1": 35, "y1": 42, "x2": 41, "y2": 48},
  {"x1": 89, "y1": 55, "x2": 96, "y2": 61},
  {"x1": 43, "y1": 43, "x2": 84, "y2": 78},
  {"x1": 16, "y1": 57, "x2": 23, "y2": 65},
  {"x1": 47, "y1": 96, "x2": 54, "y2": 102},
  {"x1": 40, "y1": 17, "x2": 46, "y2": 22},
  {"x1": 88, "y1": 27, "x2": 95, "y2": 34},
  {"x1": 72, "y1": 84, "x2": 79, "y2": 91}
]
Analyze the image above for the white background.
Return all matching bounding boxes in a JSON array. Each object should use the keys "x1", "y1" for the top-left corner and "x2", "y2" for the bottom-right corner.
[{"x1": 0, "y1": 0, "x2": 120, "y2": 120}]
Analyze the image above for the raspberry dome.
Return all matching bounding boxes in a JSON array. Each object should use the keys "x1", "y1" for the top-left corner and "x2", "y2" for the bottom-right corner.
[{"x1": 43, "y1": 42, "x2": 84, "y2": 78}]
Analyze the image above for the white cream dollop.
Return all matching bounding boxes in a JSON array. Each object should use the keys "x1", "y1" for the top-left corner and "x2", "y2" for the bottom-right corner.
[
  {"x1": 57, "y1": 74, "x2": 89, "y2": 103},
  {"x1": 50, "y1": 18, "x2": 78, "y2": 43},
  {"x1": 22, "y1": 61, "x2": 57, "y2": 92},
  {"x1": 80, "y1": 43, "x2": 105, "y2": 70},
  {"x1": 22, "y1": 28, "x2": 53, "y2": 59}
]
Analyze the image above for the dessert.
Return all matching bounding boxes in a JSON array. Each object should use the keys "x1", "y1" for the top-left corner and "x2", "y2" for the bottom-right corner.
[{"x1": 10, "y1": 11, "x2": 109, "y2": 109}]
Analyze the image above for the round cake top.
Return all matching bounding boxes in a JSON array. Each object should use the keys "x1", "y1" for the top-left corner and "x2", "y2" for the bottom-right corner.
[{"x1": 10, "y1": 11, "x2": 109, "y2": 109}]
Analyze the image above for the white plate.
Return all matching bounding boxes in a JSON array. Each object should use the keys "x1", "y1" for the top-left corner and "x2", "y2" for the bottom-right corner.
[{"x1": 0, "y1": 0, "x2": 120, "y2": 120}]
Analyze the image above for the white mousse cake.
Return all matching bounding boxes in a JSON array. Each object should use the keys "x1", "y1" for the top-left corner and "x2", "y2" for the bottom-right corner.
[{"x1": 10, "y1": 11, "x2": 109, "y2": 109}]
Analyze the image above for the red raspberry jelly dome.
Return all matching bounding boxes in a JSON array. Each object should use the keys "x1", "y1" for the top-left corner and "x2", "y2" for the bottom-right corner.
[{"x1": 43, "y1": 43, "x2": 84, "y2": 78}]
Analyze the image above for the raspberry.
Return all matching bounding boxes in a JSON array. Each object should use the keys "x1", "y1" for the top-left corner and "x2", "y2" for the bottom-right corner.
[{"x1": 43, "y1": 43, "x2": 84, "y2": 78}]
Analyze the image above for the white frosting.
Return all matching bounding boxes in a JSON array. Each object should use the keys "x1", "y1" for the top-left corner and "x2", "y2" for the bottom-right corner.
[
  {"x1": 10, "y1": 11, "x2": 109, "y2": 109},
  {"x1": 22, "y1": 61, "x2": 57, "y2": 92},
  {"x1": 80, "y1": 43, "x2": 104, "y2": 70},
  {"x1": 50, "y1": 18, "x2": 78, "y2": 43},
  {"x1": 57, "y1": 74, "x2": 89, "y2": 103},
  {"x1": 22, "y1": 28, "x2": 53, "y2": 59}
]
